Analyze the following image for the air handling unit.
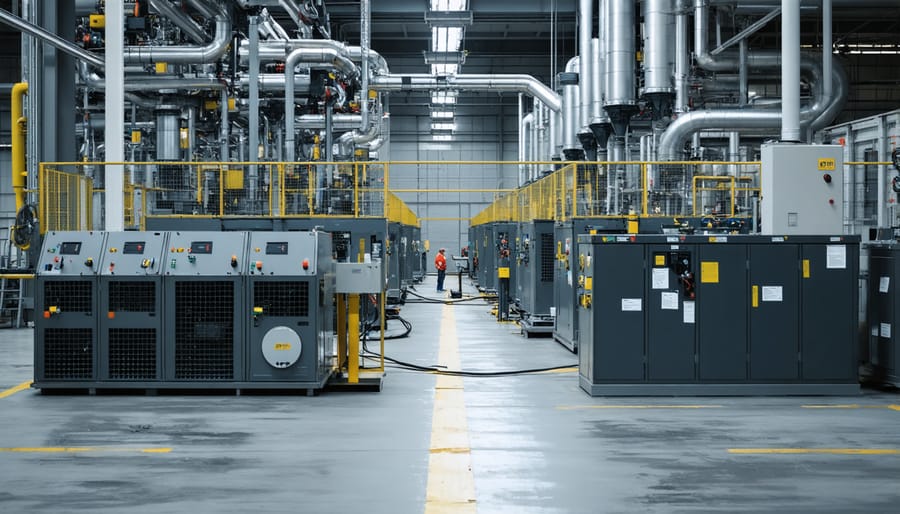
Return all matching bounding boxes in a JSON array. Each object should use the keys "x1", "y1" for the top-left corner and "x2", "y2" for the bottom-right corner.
[
  {"x1": 98, "y1": 231, "x2": 169, "y2": 383},
  {"x1": 246, "y1": 231, "x2": 334, "y2": 391},
  {"x1": 34, "y1": 231, "x2": 107, "y2": 387}
]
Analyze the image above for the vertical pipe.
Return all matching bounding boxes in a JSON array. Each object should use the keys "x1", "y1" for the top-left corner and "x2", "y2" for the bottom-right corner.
[
  {"x1": 674, "y1": 0, "x2": 688, "y2": 113},
  {"x1": 518, "y1": 93, "x2": 525, "y2": 183},
  {"x1": 360, "y1": 0, "x2": 370, "y2": 129},
  {"x1": 249, "y1": 15, "x2": 260, "y2": 204},
  {"x1": 11, "y1": 82, "x2": 27, "y2": 213},
  {"x1": 823, "y1": 0, "x2": 833, "y2": 101},
  {"x1": 105, "y1": 0, "x2": 124, "y2": 231},
  {"x1": 781, "y1": 0, "x2": 801, "y2": 141},
  {"x1": 590, "y1": 37, "x2": 605, "y2": 124},
  {"x1": 739, "y1": 39, "x2": 748, "y2": 105},
  {"x1": 220, "y1": 89, "x2": 230, "y2": 160},
  {"x1": 550, "y1": 108, "x2": 559, "y2": 159},
  {"x1": 878, "y1": 116, "x2": 887, "y2": 227},
  {"x1": 578, "y1": 0, "x2": 592, "y2": 130}
]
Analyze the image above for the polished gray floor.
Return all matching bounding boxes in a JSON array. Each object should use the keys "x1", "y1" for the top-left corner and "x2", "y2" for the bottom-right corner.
[{"x1": 1, "y1": 275, "x2": 899, "y2": 513}]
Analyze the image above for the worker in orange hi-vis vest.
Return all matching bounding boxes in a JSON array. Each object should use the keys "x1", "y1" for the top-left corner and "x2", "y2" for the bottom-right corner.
[{"x1": 434, "y1": 248, "x2": 447, "y2": 292}]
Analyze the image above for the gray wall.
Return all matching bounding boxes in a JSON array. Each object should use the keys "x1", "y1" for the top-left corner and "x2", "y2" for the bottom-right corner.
[{"x1": 388, "y1": 110, "x2": 519, "y2": 262}]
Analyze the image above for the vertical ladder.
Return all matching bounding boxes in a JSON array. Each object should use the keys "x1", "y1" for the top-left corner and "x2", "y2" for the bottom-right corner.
[{"x1": 0, "y1": 228, "x2": 25, "y2": 328}]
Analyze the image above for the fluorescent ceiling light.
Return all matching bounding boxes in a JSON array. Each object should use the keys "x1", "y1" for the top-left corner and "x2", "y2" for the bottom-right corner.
[
  {"x1": 431, "y1": 63, "x2": 459, "y2": 75},
  {"x1": 431, "y1": 122, "x2": 456, "y2": 131},
  {"x1": 431, "y1": 110, "x2": 454, "y2": 119},
  {"x1": 431, "y1": 91, "x2": 458, "y2": 104},
  {"x1": 432, "y1": 134, "x2": 453, "y2": 142},
  {"x1": 432, "y1": 26, "x2": 463, "y2": 52},
  {"x1": 430, "y1": 0, "x2": 467, "y2": 11}
]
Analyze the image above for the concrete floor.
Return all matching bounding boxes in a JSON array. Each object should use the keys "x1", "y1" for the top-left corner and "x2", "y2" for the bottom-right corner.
[{"x1": 1, "y1": 275, "x2": 899, "y2": 513}]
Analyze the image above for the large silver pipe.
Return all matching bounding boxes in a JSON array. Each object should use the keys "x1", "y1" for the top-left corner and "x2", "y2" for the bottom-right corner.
[
  {"x1": 184, "y1": 0, "x2": 217, "y2": 19},
  {"x1": 642, "y1": 0, "x2": 676, "y2": 96},
  {"x1": 550, "y1": 105, "x2": 560, "y2": 159},
  {"x1": 658, "y1": 58, "x2": 849, "y2": 159},
  {"x1": 239, "y1": 40, "x2": 389, "y2": 74},
  {"x1": 370, "y1": 74, "x2": 562, "y2": 112},
  {"x1": 0, "y1": 7, "x2": 105, "y2": 68},
  {"x1": 604, "y1": 0, "x2": 636, "y2": 107},
  {"x1": 155, "y1": 106, "x2": 181, "y2": 161},
  {"x1": 361, "y1": 0, "x2": 371, "y2": 129},
  {"x1": 782, "y1": 0, "x2": 801, "y2": 141},
  {"x1": 578, "y1": 0, "x2": 593, "y2": 129},
  {"x1": 220, "y1": 89, "x2": 230, "y2": 161},
  {"x1": 238, "y1": 73, "x2": 311, "y2": 92},
  {"x1": 674, "y1": 0, "x2": 689, "y2": 113},
  {"x1": 562, "y1": 57, "x2": 581, "y2": 153},
  {"x1": 294, "y1": 114, "x2": 364, "y2": 130},
  {"x1": 590, "y1": 38, "x2": 607, "y2": 125},
  {"x1": 149, "y1": 0, "x2": 209, "y2": 45},
  {"x1": 518, "y1": 93, "x2": 525, "y2": 163},
  {"x1": 124, "y1": 4, "x2": 230, "y2": 64},
  {"x1": 536, "y1": 102, "x2": 546, "y2": 162},
  {"x1": 823, "y1": 0, "x2": 833, "y2": 103},
  {"x1": 284, "y1": 46, "x2": 361, "y2": 162}
]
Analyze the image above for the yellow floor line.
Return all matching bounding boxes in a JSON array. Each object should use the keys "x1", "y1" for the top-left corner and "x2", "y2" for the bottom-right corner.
[
  {"x1": 425, "y1": 303, "x2": 477, "y2": 514},
  {"x1": 802, "y1": 404, "x2": 900, "y2": 411},
  {"x1": 539, "y1": 367, "x2": 578, "y2": 374},
  {"x1": 729, "y1": 448, "x2": 900, "y2": 455},
  {"x1": 0, "y1": 447, "x2": 172, "y2": 454},
  {"x1": 0, "y1": 381, "x2": 32, "y2": 399},
  {"x1": 556, "y1": 404, "x2": 723, "y2": 410}
]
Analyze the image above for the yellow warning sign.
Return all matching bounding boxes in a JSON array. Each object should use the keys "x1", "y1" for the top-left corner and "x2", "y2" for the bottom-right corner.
[
  {"x1": 752, "y1": 285, "x2": 759, "y2": 308},
  {"x1": 701, "y1": 262, "x2": 719, "y2": 283},
  {"x1": 655, "y1": 255, "x2": 666, "y2": 266},
  {"x1": 802, "y1": 259, "x2": 810, "y2": 279},
  {"x1": 274, "y1": 343, "x2": 291, "y2": 351},
  {"x1": 818, "y1": 158, "x2": 836, "y2": 171}
]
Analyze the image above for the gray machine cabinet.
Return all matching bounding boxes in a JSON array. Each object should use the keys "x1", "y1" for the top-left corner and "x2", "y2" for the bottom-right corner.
[
  {"x1": 515, "y1": 220, "x2": 555, "y2": 318},
  {"x1": 749, "y1": 243, "x2": 800, "y2": 381},
  {"x1": 98, "y1": 231, "x2": 169, "y2": 382},
  {"x1": 801, "y1": 242, "x2": 858, "y2": 381},
  {"x1": 386, "y1": 222, "x2": 401, "y2": 296},
  {"x1": 163, "y1": 231, "x2": 248, "y2": 382},
  {"x1": 697, "y1": 244, "x2": 748, "y2": 381},
  {"x1": 246, "y1": 231, "x2": 333, "y2": 386},
  {"x1": 646, "y1": 244, "x2": 696, "y2": 381},
  {"x1": 34, "y1": 231, "x2": 107, "y2": 384},
  {"x1": 553, "y1": 222, "x2": 577, "y2": 351},
  {"x1": 866, "y1": 244, "x2": 900, "y2": 386},
  {"x1": 578, "y1": 241, "x2": 646, "y2": 385}
]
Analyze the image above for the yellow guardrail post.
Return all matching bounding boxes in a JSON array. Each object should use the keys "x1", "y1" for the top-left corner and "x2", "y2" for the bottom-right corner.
[{"x1": 354, "y1": 162, "x2": 360, "y2": 218}]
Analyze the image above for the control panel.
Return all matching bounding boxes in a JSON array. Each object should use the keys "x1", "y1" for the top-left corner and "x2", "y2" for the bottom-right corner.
[
  {"x1": 99, "y1": 231, "x2": 168, "y2": 276},
  {"x1": 37, "y1": 231, "x2": 107, "y2": 276},
  {"x1": 246, "y1": 231, "x2": 323, "y2": 276},
  {"x1": 761, "y1": 143, "x2": 843, "y2": 235},
  {"x1": 164, "y1": 231, "x2": 248, "y2": 275}
]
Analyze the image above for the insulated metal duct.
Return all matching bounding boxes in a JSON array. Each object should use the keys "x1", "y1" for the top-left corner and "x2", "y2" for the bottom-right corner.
[
  {"x1": 155, "y1": 106, "x2": 181, "y2": 161},
  {"x1": 370, "y1": 74, "x2": 562, "y2": 112},
  {"x1": 590, "y1": 37, "x2": 612, "y2": 146},
  {"x1": 578, "y1": 0, "x2": 593, "y2": 130},
  {"x1": 603, "y1": 0, "x2": 637, "y2": 137},
  {"x1": 149, "y1": 0, "x2": 209, "y2": 45},
  {"x1": 642, "y1": 0, "x2": 676, "y2": 120},
  {"x1": 560, "y1": 57, "x2": 583, "y2": 159},
  {"x1": 123, "y1": 4, "x2": 231, "y2": 64},
  {"x1": 781, "y1": 0, "x2": 801, "y2": 141},
  {"x1": 674, "y1": 0, "x2": 690, "y2": 113}
]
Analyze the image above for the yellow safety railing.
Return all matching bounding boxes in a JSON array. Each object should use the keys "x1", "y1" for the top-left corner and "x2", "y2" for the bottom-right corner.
[
  {"x1": 38, "y1": 161, "x2": 419, "y2": 229},
  {"x1": 470, "y1": 161, "x2": 763, "y2": 225},
  {"x1": 38, "y1": 165, "x2": 93, "y2": 233}
]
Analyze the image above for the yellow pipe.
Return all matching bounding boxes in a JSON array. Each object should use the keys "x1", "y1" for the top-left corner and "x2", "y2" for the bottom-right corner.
[{"x1": 11, "y1": 82, "x2": 28, "y2": 213}]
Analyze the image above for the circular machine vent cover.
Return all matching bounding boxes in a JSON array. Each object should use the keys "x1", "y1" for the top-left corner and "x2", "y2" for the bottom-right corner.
[{"x1": 261, "y1": 326, "x2": 302, "y2": 368}]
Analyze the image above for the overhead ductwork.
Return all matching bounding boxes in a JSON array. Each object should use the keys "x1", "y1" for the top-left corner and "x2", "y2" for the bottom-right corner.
[
  {"x1": 560, "y1": 57, "x2": 584, "y2": 160},
  {"x1": 123, "y1": 2, "x2": 231, "y2": 64},
  {"x1": 642, "y1": 0, "x2": 676, "y2": 120},
  {"x1": 149, "y1": 0, "x2": 209, "y2": 45},
  {"x1": 603, "y1": 0, "x2": 637, "y2": 137},
  {"x1": 370, "y1": 74, "x2": 562, "y2": 112}
]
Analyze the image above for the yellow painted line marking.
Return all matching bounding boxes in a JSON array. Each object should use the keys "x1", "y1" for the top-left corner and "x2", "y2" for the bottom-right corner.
[
  {"x1": 0, "y1": 381, "x2": 32, "y2": 399},
  {"x1": 729, "y1": 448, "x2": 900, "y2": 455},
  {"x1": 556, "y1": 404, "x2": 723, "y2": 411},
  {"x1": 0, "y1": 447, "x2": 172, "y2": 454},
  {"x1": 539, "y1": 366, "x2": 578, "y2": 374},
  {"x1": 802, "y1": 404, "x2": 900, "y2": 410},
  {"x1": 425, "y1": 303, "x2": 476, "y2": 514}
]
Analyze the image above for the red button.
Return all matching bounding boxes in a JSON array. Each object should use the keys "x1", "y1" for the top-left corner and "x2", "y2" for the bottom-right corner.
[
  {"x1": 256, "y1": 261, "x2": 263, "y2": 270},
  {"x1": 302, "y1": 259, "x2": 310, "y2": 270}
]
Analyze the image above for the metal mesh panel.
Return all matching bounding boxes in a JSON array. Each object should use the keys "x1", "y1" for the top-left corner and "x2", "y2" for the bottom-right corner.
[
  {"x1": 540, "y1": 233, "x2": 554, "y2": 282},
  {"x1": 174, "y1": 281, "x2": 234, "y2": 380},
  {"x1": 253, "y1": 281, "x2": 310, "y2": 317},
  {"x1": 109, "y1": 281, "x2": 155, "y2": 313},
  {"x1": 109, "y1": 328, "x2": 156, "y2": 380},
  {"x1": 43, "y1": 328, "x2": 93, "y2": 379},
  {"x1": 43, "y1": 281, "x2": 93, "y2": 312}
]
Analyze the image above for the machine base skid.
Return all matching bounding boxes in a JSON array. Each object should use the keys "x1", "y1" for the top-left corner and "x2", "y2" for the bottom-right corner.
[
  {"x1": 521, "y1": 317, "x2": 554, "y2": 337},
  {"x1": 553, "y1": 333, "x2": 577, "y2": 353},
  {"x1": 326, "y1": 374, "x2": 384, "y2": 392},
  {"x1": 32, "y1": 376, "x2": 333, "y2": 395},
  {"x1": 579, "y1": 376, "x2": 860, "y2": 396}
]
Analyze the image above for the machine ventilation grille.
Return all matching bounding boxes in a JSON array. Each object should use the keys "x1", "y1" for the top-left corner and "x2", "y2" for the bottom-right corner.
[
  {"x1": 109, "y1": 281, "x2": 156, "y2": 313},
  {"x1": 254, "y1": 281, "x2": 310, "y2": 317},
  {"x1": 44, "y1": 281, "x2": 93, "y2": 312},
  {"x1": 109, "y1": 328, "x2": 157, "y2": 380},
  {"x1": 174, "y1": 281, "x2": 234, "y2": 380},
  {"x1": 541, "y1": 233, "x2": 554, "y2": 282},
  {"x1": 44, "y1": 328, "x2": 93, "y2": 379}
]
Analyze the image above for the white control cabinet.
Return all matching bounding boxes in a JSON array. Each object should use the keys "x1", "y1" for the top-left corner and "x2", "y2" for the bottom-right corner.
[{"x1": 761, "y1": 144, "x2": 843, "y2": 235}]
